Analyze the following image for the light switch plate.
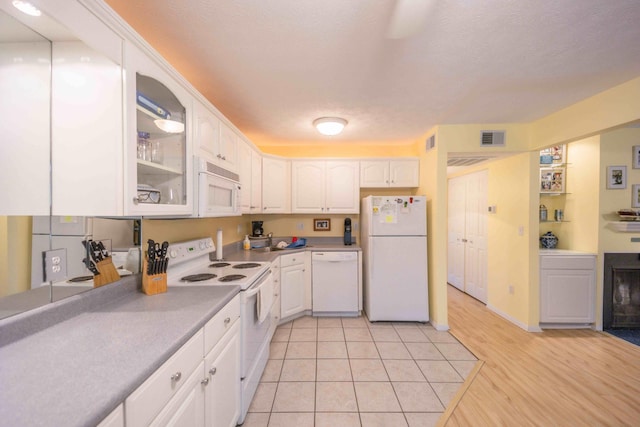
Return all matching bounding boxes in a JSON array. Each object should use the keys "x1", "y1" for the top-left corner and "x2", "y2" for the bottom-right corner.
[{"x1": 43, "y1": 248, "x2": 67, "y2": 283}]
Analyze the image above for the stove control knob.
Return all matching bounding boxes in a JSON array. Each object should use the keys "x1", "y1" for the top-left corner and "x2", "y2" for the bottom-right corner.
[
  {"x1": 170, "y1": 249, "x2": 178, "y2": 258},
  {"x1": 199, "y1": 241, "x2": 206, "y2": 250}
]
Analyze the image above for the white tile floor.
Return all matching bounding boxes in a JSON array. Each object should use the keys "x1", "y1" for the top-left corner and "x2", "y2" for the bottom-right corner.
[{"x1": 242, "y1": 316, "x2": 477, "y2": 427}]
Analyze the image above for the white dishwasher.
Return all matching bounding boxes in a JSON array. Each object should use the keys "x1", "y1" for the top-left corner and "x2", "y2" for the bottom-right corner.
[{"x1": 312, "y1": 251, "x2": 359, "y2": 315}]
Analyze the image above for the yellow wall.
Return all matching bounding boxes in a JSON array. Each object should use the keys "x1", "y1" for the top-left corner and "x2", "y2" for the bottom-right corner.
[
  {"x1": 258, "y1": 143, "x2": 418, "y2": 158},
  {"x1": 0, "y1": 216, "x2": 32, "y2": 297},
  {"x1": 531, "y1": 76, "x2": 640, "y2": 149}
]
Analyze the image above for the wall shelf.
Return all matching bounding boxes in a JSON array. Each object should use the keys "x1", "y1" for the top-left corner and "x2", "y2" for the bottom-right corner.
[{"x1": 609, "y1": 221, "x2": 640, "y2": 232}]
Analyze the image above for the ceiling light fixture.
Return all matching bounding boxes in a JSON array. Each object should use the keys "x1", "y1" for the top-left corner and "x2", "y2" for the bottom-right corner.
[
  {"x1": 12, "y1": 1, "x2": 41, "y2": 16},
  {"x1": 313, "y1": 117, "x2": 347, "y2": 136}
]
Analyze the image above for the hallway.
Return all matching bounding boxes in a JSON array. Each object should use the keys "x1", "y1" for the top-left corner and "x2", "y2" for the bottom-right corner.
[{"x1": 443, "y1": 285, "x2": 640, "y2": 426}]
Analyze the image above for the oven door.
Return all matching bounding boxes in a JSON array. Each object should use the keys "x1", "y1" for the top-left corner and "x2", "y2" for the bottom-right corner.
[
  {"x1": 240, "y1": 270, "x2": 274, "y2": 378},
  {"x1": 198, "y1": 172, "x2": 241, "y2": 217}
]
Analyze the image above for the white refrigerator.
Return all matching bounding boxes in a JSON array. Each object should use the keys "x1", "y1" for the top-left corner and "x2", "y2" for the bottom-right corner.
[{"x1": 361, "y1": 195, "x2": 429, "y2": 322}]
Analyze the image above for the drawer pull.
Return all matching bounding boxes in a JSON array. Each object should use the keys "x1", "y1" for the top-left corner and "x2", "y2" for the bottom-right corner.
[
  {"x1": 201, "y1": 378, "x2": 210, "y2": 386},
  {"x1": 209, "y1": 367, "x2": 217, "y2": 376},
  {"x1": 171, "y1": 372, "x2": 182, "y2": 382},
  {"x1": 224, "y1": 317, "x2": 231, "y2": 325}
]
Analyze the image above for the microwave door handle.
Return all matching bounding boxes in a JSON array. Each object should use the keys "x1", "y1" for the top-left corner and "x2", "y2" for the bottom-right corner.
[{"x1": 243, "y1": 270, "x2": 272, "y2": 298}]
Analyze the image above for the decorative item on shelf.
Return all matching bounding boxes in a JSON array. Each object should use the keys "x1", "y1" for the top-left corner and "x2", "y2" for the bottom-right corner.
[
  {"x1": 540, "y1": 167, "x2": 565, "y2": 193},
  {"x1": 142, "y1": 239, "x2": 168, "y2": 295},
  {"x1": 617, "y1": 209, "x2": 640, "y2": 221},
  {"x1": 633, "y1": 145, "x2": 640, "y2": 169},
  {"x1": 539, "y1": 204, "x2": 548, "y2": 221},
  {"x1": 554, "y1": 209, "x2": 564, "y2": 222},
  {"x1": 606, "y1": 165, "x2": 627, "y2": 189},
  {"x1": 540, "y1": 231, "x2": 559, "y2": 249}
]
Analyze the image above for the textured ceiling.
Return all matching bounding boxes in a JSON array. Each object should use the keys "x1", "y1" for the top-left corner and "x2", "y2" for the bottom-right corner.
[{"x1": 105, "y1": 0, "x2": 640, "y2": 146}]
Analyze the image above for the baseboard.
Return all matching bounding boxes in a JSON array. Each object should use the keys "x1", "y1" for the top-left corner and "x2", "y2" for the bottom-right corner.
[
  {"x1": 486, "y1": 304, "x2": 542, "y2": 332},
  {"x1": 430, "y1": 320, "x2": 450, "y2": 331}
]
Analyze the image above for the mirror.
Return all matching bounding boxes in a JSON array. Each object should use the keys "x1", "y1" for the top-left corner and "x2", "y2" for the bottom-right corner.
[{"x1": 0, "y1": 8, "x2": 141, "y2": 320}]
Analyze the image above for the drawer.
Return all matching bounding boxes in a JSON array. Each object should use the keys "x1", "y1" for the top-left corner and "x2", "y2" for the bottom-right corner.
[
  {"x1": 540, "y1": 255, "x2": 595, "y2": 270},
  {"x1": 125, "y1": 329, "x2": 204, "y2": 427},
  {"x1": 204, "y1": 294, "x2": 240, "y2": 355},
  {"x1": 280, "y1": 252, "x2": 305, "y2": 268}
]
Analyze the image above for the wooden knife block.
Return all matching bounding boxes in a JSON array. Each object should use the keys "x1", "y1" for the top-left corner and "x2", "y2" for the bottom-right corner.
[
  {"x1": 93, "y1": 257, "x2": 120, "y2": 288},
  {"x1": 142, "y1": 258, "x2": 167, "y2": 296}
]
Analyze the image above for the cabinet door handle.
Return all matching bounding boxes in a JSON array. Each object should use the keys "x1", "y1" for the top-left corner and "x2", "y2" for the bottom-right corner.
[
  {"x1": 217, "y1": 154, "x2": 222, "y2": 159},
  {"x1": 461, "y1": 239, "x2": 468, "y2": 242},
  {"x1": 171, "y1": 372, "x2": 182, "y2": 382},
  {"x1": 222, "y1": 156, "x2": 226, "y2": 160},
  {"x1": 224, "y1": 317, "x2": 231, "y2": 325},
  {"x1": 209, "y1": 367, "x2": 217, "y2": 376},
  {"x1": 201, "y1": 378, "x2": 210, "y2": 386}
]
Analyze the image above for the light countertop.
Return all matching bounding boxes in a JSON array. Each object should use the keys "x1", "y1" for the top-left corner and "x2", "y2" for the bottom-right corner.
[
  {"x1": 539, "y1": 249, "x2": 597, "y2": 256},
  {"x1": 0, "y1": 278, "x2": 240, "y2": 427}
]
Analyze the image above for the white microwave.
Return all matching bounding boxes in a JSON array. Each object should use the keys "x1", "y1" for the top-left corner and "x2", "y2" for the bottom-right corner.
[{"x1": 196, "y1": 158, "x2": 242, "y2": 217}]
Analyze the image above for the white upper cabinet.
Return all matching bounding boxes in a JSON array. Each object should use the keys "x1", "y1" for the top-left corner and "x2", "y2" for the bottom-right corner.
[
  {"x1": 218, "y1": 123, "x2": 239, "y2": 172},
  {"x1": 291, "y1": 160, "x2": 359, "y2": 214},
  {"x1": 360, "y1": 159, "x2": 419, "y2": 188},
  {"x1": 193, "y1": 100, "x2": 221, "y2": 163},
  {"x1": 238, "y1": 140, "x2": 262, "y2": 214},
  {"x1": 125, "y1": 43, "x2": 193, "y2": 216},
  {"x1": 51, "y1": 40, "x2": 124, "y2": 216},
  {"x1": 262, "y1": 156, "x2": 291, "y2": 213}
]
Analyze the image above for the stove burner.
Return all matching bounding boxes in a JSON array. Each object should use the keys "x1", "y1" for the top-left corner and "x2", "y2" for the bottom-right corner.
[
  {"x1": 181, "y1": 273, "x2": 217, "y2": 282},
  {"x1": 209, "y1": 262, "x2": 231, "y2": 268},
  {"x1": 68, "y1": 276, "x2": 93, "y2": 283},
  {"x1": 218, "y1": 274, "x2": 247, "y2": 282},
  {"x1": 233, "y1": 263, "x2": 261, "y2": 269}
]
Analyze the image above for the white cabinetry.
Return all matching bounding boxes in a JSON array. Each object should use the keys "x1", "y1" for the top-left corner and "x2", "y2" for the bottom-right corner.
[
  {"x1": 193, "y1": 101, "x2": 238, "y2": 172},
  {"x1": 125, "y1": 295, "x2": 241, "y2": 427},
  {"x1": 125, "y1": 330, "x2": 205, "y2": 427},
  {"x1": 262, "y1": 156, "x2": 291, "y2": 213},
  {"x1": 360, "y1": 159, "x2": 419, "y2": 188},
  {"x1": 291, "y1": 161, "x2": 359, "y2": 214},
  {"x1": 540, "y1": 253, "x2": 596, "y2": 325},
  {"x1": 280, "y1": 253, "x2": 309, "y2": 320},
  {"x1": 125, "y1": 43, "x2": 193, "y2": 216},
  {"x1": 204, "y1": 321, "x2": 241, "y2": 427},
  {"x1": 238, "y1": 140, "x2": 262, "y2": 213},
  {"x1": 51, "y1": 40, "x2": 123, "y2": 216}
]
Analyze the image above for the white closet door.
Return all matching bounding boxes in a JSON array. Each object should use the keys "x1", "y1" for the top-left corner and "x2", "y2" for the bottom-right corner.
[
  {"x1": 447, "y1": 177, "x2": 466, "y2": 290},
  {"x1": 464, "y1": 170, "x2": 488, "y2": 303},
  {"x1": 447, "y1": 170, "x2": 488, "y2": 303}
]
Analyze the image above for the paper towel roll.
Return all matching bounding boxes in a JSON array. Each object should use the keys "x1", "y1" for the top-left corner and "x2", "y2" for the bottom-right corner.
[{"x1": 216, "y1": 228, "x2": 223, "y2": 260}]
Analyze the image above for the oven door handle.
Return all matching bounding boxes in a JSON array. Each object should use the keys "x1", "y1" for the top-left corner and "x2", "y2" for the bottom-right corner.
[{"x1": 243, "y1": 270, "x2": 272, "y2": 298}]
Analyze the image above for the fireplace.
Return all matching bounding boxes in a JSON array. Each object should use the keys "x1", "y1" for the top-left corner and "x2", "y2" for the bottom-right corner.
[{"x1": 603, "y1": 253, "x2": 640, "y2": 329}]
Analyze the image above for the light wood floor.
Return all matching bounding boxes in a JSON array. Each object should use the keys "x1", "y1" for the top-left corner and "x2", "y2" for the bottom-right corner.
[{"x1": 443, "y1": 285, "x2": 640, "y2": 427}]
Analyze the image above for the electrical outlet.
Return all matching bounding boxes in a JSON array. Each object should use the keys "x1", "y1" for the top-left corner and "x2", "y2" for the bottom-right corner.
[
  {"x1": 43, "y1": 248, "x2": 67, "y2": 283},
  {"x1": 518, "y1": 226, "x2": 524, "y2": 236},
  {"x1": 237, "y1": 224, "x2": 243, "y2": 234},
  {"x1": 297, "y1": 222, "x2": 304, "y2": 230},
  {"x1": 508, "y1": 285, "x2": 515, "y2": 295}
]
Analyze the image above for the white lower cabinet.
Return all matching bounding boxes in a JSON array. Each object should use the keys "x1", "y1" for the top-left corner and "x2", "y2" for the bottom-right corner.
[
  {"x1": 204, "y1": 320, "x2": 241, "y2": 427},
  {"x1": 125, "y1": 295, "x2": 241, "y2": 427},
  {"x1": 540, "y1": 253, "x2": 596, "y2": 325},
  {"x1": 280, "y1": 253, "x2": 310, "y2": 320}
]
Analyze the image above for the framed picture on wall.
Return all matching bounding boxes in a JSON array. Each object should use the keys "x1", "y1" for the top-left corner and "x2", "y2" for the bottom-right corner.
[
  {"x1": 539, "y1": 145, "x2": 566, "y2": 165},
  {"x1": 633, "y1": 146, "x2": 640, "y2": 169},
  {"x1": 313, "y1": 218, "x2": 331, "y2": 231},
  {"x1": 540, "y1": 167, "x2": 565, "y2": 193},
  {"x1": 607, "y1": 165, "x2": 627, "y2": 189},
  {"x1": 632, "y1": 185, "x2": 640, "y2": 208}
]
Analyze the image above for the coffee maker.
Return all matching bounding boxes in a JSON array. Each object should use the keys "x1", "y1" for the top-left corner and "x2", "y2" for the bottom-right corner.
[
  {"x1": 344, "y1": 218, "x2": 352, "y2": 245},
  {"x1": 251, "y1": 221, "x2": 264, "y2": 237}
]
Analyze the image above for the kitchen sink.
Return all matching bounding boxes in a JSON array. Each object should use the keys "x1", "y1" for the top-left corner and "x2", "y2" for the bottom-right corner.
[{"x1": 252, "y1": 246, "x2": 285, "y2": 252}]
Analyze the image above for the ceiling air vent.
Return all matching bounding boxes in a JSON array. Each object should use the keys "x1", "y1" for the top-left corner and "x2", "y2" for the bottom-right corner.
[
  {"x1": 425, "y1": 134, "x2": 435, "y2": 151},
  {"x1": 480, "y1": 130, "x2": 505, "y2": 147}
]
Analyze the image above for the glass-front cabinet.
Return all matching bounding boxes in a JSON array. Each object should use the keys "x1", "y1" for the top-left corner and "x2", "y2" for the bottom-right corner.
[{"x1": 125, "y1": 45, "x2": 193, "y2": 216}]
